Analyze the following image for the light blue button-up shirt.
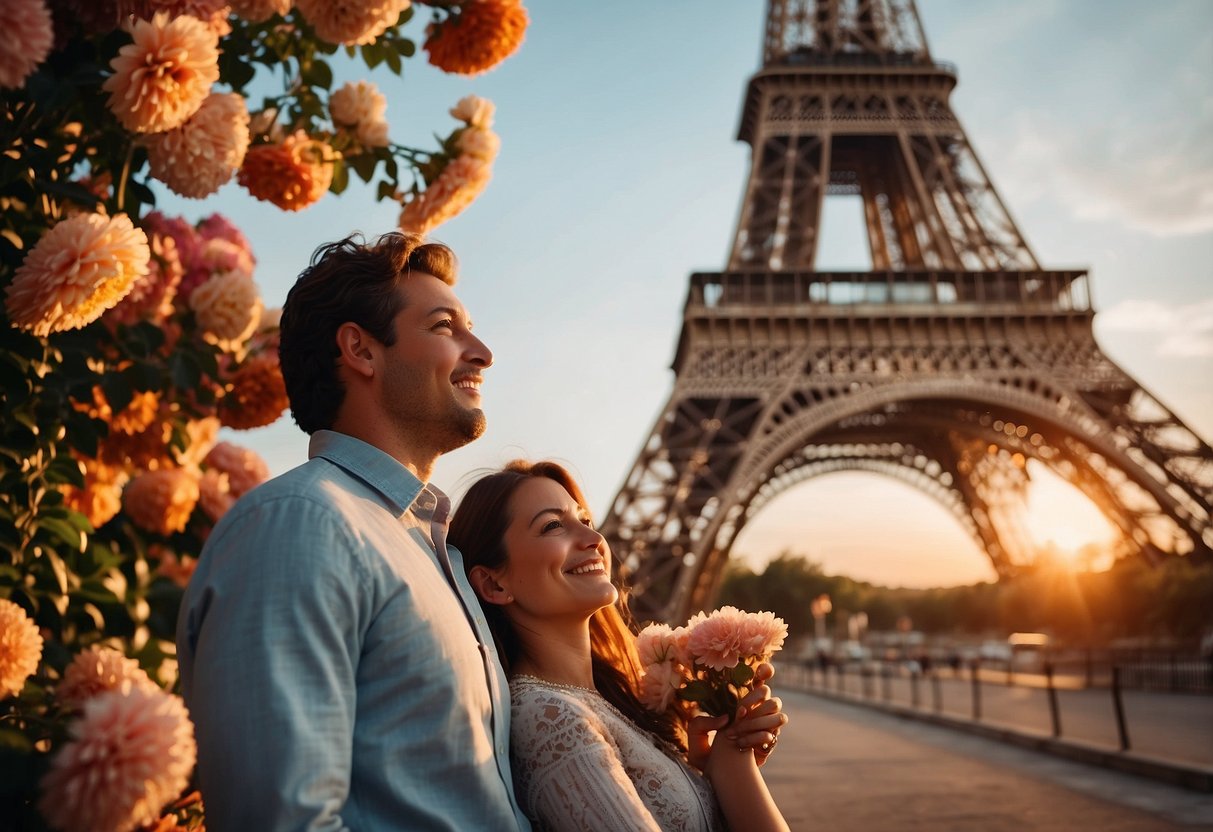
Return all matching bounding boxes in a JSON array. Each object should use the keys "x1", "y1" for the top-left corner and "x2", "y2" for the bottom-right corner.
[{"x1": 177, "y1": 430, "x2": 530, "y2": 831}]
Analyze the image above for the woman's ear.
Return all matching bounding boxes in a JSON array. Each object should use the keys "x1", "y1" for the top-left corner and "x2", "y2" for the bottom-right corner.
[{"x1": 469, "y1": 565, "x2": 513, "y2": 605}]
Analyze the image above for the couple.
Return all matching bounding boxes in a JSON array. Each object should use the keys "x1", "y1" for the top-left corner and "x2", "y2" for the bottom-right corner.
[{"x1": 177, "y1": 232, "x2": 790, "y2": 831}]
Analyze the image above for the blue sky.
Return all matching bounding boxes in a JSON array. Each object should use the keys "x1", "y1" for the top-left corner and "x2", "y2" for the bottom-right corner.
[{"x1": 159, "y1": 0, "x2": 1213, "y2": 587}]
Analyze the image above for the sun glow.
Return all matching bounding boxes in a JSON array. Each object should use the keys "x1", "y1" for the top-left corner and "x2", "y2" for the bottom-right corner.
[{"x1": 1022, "y1": 462, "x2": 1119, "y2": 569}]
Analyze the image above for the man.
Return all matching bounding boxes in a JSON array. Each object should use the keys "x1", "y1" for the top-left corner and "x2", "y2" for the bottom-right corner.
[{"x1": 177, "y1": 232, "x2": 529, "y2": 830}]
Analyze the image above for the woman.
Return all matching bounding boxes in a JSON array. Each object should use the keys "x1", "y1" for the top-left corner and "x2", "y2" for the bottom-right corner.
[{"x1": 449, "y1": 460, "x2": 790, "y2": 832}]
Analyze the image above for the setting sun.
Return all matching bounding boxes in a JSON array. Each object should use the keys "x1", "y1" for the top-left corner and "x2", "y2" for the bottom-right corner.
[{"x1": 1022, "y1": 462, "x2": 1120, "y2": 568}]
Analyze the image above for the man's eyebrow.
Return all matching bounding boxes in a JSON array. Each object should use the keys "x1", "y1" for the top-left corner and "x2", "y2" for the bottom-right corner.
[{"x1": 426, "y1": 305, "x2": 460, "y2": 318}]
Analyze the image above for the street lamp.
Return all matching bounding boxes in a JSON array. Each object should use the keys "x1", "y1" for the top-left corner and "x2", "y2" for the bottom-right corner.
[{"x1": 810, "y1": 594, "x2": 832, "y2": 645}]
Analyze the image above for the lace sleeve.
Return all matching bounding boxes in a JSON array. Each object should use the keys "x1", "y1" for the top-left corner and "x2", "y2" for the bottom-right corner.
[{"x1": 510, "y1": 686, "x2": 663, "y2": 832}]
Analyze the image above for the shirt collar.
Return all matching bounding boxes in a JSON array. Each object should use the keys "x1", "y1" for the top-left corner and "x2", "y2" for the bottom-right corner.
[{"x1": 308, "y1": 429, "x2": 448, "y2": 517}]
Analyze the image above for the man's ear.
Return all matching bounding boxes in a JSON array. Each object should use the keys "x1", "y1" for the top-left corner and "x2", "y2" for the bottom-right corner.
[
  {"x1": 469, "y1": 565, "x2": 513, "y2": 606},
  {"x1": 335, "y1": 322, "x2": 376, "y2": 379}
]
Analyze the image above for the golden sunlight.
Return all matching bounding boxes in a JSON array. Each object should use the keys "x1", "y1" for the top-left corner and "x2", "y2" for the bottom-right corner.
[{"x1": 1022, "y1": 462, "x2": 1119, "y2": 568}]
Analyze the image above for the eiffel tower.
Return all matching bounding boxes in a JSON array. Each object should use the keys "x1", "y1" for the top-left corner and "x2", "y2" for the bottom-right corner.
[{"x1": 600, "y1": 0, "x2": 1213, "y2": 624}]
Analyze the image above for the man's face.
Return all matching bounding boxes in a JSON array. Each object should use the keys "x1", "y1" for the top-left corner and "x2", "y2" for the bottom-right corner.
[{"x1": 377, "y1": 273, "x2": 493, "y2": 455}]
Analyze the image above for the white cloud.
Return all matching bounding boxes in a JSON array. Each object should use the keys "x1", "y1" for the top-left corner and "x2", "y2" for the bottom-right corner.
[
  {"x1": 1097, "y1": 297, "x2": 1213, "y2": 357},
  {"x1": 997, "y1": 110, "x2": 1213, "y2": 237}
]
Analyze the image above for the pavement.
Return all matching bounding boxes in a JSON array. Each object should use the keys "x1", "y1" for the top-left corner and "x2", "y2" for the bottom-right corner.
[{"x1": 762, "y1": 690, "x2": 1213, "y2": 831}]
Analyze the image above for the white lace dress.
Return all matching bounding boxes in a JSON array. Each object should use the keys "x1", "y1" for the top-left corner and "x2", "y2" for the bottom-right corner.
[{"x1": 509, "y1": 675, "x2": 726, "y2": 832}]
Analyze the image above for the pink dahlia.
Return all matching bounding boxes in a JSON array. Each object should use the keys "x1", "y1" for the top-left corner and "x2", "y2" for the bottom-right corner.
[
  {"x1": 636, "y1": 622, "x2": 681, "y2": 668},
  {"x1": 737, "y1": 610, "x2": 788, "y2": 658},
  {"x1": 229, "y1": 0, "x2": 291, "y2": 22},
  {"x1": 196, "y1": 467, "x2": 234, "y2": 522},
  {"x1": 639, "y1": 660, "x2": 681, "y2": 713},
  {"x1": 57, "y1": 646, "x2": 158, "y2": 710},
  {"x1": 0, "y1": 598, "x2": 43, "y2": 697},
  {"x1": 203, "y1": 441, "x2": 268, "y2": 497},
  {"x1": 5, "y1": 212, "x2": 149, "y2": 337},
  {"x1": 196, "y1": 213, "x2": 252, "y2": 252},
  {"x1": 329, "y1": 80, "x2": 386, "y2": 128},
  {"x1": 145, "y1": 91, "x2": 251, "y2": 198},
  {"x1": 189, "y1": 268, "x2": 263, "y2": 351},
  {"x1": 123, "y1": 468, "x2": 200, "y2": 536},
  {"x1": 399, "y1": 153, "x2": 492, "y2": 234},
  {"x1": 104, "y1": 226, "x2": 183, "y2": 326},
  {"x1": 153, "y1": 548, "x2": 198, "y2": 588},
  {"x1": 295, "y1": 0, "x2": 410, "y2": 46},
  {"x1": 38, "y1": 685, "x2": 196, "y2": 832},
  {"x1": 685, "y1": 605, "x2": 749, "y2": 671},
  {"x1": 0, "y1": 0, "x2": 53, "y2": 90},
  {"x1": 179, "y1": 236, "x2": 256, "y2": 300},
  {"x1": 103, "y1": 12, "x2": 220, "y2": 134}
]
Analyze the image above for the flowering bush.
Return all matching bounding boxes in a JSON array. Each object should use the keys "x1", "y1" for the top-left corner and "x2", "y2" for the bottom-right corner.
[
  {"x1": 0, "y1": 1, "x2": 528, "y2": 828},
  {"x1": 637, "y1": 607, "x2": 788, "y2": 719}
]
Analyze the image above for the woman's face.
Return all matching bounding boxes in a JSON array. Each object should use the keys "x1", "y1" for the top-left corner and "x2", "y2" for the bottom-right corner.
[{"x1": 497, "y1": 476, "x2": 618, "y2": 620}]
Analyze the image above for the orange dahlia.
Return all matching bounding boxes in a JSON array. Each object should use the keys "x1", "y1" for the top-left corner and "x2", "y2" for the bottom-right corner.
[
  {"x1": 295, "y1": 0, "x2": 410, "y2": 46},
  {"x1": 5, "y1": 212, "x2": 149, "y2": 337},
  {"x1": 196, "y1": 467, "x2": 234, "y2": 522},
  {"x1": 145, "y1": 91, "x2": 251, "y2": 198},
  {"x1": 219, "y1": 351, "x2": 289, "y2": 429},
  {"x1": 450, "y1": 93, "x2": 495, "y2": 128},
  {"x1": 237, "y1": 131, "x2": 338, "y2": 212},
  {"x1": 102, "y1": 12, "x2": 220, "y2": 134},
  {"x1": 425, "y1": 0, "x2": 529, "y2": 77},
  {"x1": 123, "y1": 468, "x2": 200, "y2": 536},
  {"x1": 399, "y1": 153, "x2": 492, "y2": 235},
  {"x1": 0, "y1": 0, "x2": 53, "y2": 90},
  {"x1": 0, "y1": 598, "x2": 43, "y2": 697},
  {"x1": 60, "y1": 456, "x2": 130, "y2": 529}
]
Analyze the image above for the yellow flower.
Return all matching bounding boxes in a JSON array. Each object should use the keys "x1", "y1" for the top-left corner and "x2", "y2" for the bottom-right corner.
[
  {"x1": 425, "y1": 0, "x2": 529, "y2": 77},
  {"x1": 145, "y1": 91, "x2": 251, "y2": 198},
  {"x1": 103, "y1": 12, "x2": 220, "y2": 134},
  {"x1": 5, "y1": 212, "x2": 149, "y2": 337},
  {"x1": 0, "y1": 598, "x2": 43, "y2": 697}
]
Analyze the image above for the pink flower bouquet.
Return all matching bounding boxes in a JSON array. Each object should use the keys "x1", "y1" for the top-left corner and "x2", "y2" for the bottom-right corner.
[{"x1": 637, "y1": 606, "x2": 787, "y2": 719}]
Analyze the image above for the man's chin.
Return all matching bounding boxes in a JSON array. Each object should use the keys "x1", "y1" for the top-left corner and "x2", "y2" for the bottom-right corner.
[{"x1": 447, "y1": 408, "x2": 487, "y2": 448}]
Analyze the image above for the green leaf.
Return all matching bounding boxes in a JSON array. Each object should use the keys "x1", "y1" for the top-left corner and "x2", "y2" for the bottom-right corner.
[
  {"x1": 309, "y1": 59, "x2": 333, "y2": 90},
  {"x1": 169, "y1": 351, "x2": 201, "y2": 390},
  {"x1": 385, "y1": 49, "x2": 402, "y2": 74},
  {"x1": 679, "y1": 679, "x2": 714, "y2": 704},
  {"x1": 349, "y1": 152, "x2": 377, "y2": 184},
  {"x1": 730, "y1": 662, "x2": 755, "y2": 686},
  {"x1": 330, "y1": 159, "x2": 349, "y2": 194},
  {"x1": 100, "y1": 371, "x2": 133, "y2": 414}
]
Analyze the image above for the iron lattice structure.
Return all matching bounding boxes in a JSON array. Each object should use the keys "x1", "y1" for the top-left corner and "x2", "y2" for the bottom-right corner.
[{"x1": 601, "y1": 0, "x2": 1213, "y2": 624}]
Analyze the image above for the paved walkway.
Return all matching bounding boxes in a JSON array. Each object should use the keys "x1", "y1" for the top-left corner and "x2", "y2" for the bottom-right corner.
[{"x1": 762, "y1": 690, "x2": 1213, "y2": 830}]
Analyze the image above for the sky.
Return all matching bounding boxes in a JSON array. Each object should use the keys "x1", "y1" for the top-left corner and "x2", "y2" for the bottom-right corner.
[{"x1": 158, "y1": 0, "x2": 1213, "y2": 588}]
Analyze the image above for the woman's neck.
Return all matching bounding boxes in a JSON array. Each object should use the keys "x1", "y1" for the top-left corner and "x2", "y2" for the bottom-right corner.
[{"x1": 511, "y1": 616, "x2": 595, "y2": 689}]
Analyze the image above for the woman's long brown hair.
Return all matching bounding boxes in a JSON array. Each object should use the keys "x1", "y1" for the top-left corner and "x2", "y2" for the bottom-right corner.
[{"x1": 448, "y1": 460, "x2": 687, "y2": 750}]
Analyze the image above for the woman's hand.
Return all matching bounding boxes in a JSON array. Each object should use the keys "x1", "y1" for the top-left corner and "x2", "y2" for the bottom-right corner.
[
  {"x1": 721, "y1": 663, "x2": 786, "y2": 767},
  {"x1": 685, "y1": 664, "x2": 788, "y2": 770}
]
